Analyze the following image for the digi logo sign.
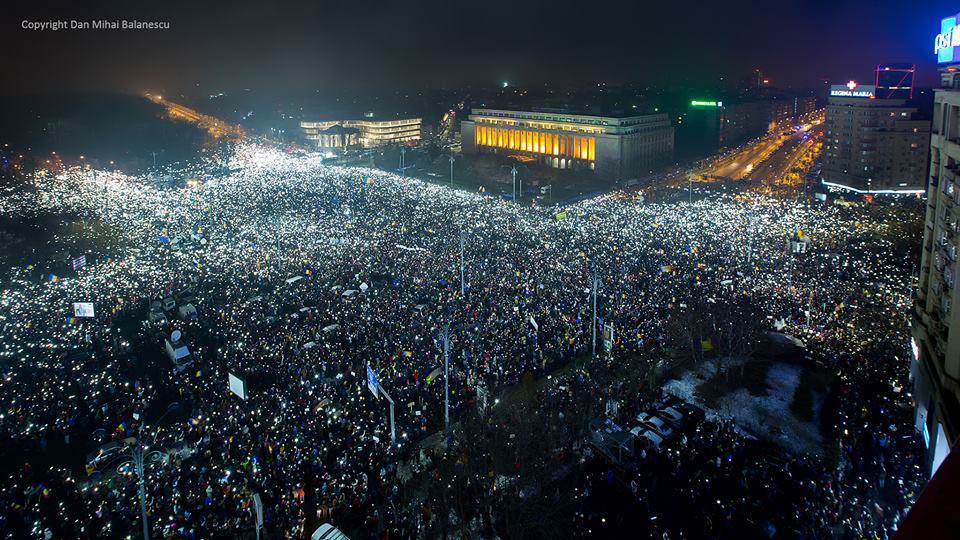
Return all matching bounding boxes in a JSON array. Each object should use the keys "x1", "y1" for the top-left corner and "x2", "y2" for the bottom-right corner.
[{"x1": 936, "y1": 14, "x2": 960, "y2": 64}]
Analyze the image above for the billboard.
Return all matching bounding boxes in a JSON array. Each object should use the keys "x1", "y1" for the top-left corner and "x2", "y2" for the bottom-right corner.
[
  {"x1": 73, "y1": 302, "x2": 95, "y2": 318},
  {"x1": 936, "y1": 13, "x2": 960, "y2": 64},
  {"x1": 72, "y1": 255, "x2": 86, "y2": 271},
  {"x1": 228, "y1": 373, "x2": 248, "y2": 400}
]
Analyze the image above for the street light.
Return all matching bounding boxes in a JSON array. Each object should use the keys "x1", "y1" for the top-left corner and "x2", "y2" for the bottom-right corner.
[
  {"x1": 103, "y1": 402, "x2": 179, "y2": 540},
  {"x1": 443, "y1": 324, "x2": 450, "y2": 429},
  {"x1": 448, "y1": 155, "x2": 456, "y2": 186},
  {"x1": 591, "y1": 271, "x2": 599, "y2": 357},
  {"x1": 504, "y1": 164, "x2": 527, "y2": 203}
]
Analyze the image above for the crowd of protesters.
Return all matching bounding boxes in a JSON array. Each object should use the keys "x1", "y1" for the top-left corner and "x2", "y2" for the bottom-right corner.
[{"x1": 0, "y1": 144, "x2": 926, "y2": 538}]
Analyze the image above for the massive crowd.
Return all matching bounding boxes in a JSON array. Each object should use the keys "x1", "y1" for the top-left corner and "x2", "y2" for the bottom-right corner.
[{"x1": 0, "y1": 144, "x2": 926, "y2": 538}]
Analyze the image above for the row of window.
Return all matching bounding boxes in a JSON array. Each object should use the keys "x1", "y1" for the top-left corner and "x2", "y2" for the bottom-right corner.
[{"x1": 475, "y1": 126, "x2": 596, "y2": 161}]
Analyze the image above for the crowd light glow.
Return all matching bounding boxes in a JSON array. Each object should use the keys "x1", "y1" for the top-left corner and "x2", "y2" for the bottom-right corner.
[{"x1": 0, "y1": 142, "x2": 926, "y2": 537}]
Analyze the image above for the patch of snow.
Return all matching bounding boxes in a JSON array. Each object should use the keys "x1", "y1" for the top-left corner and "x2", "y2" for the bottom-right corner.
[{"x1": 663, "y1": 360, "x2": 823, "y2": 457}]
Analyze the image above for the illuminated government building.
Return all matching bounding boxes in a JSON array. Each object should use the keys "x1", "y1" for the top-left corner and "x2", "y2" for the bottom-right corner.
[
  {"x1": 460, "y1": 109, "x2": 674, "y2": 179},
  {"x1": 299, "y1": 117, "x2": 422, "y2": 149}
]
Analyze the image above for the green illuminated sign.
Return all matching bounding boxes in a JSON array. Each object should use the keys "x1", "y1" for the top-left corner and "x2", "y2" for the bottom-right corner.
[{"x1": 691, "y1": 100, "x2": 723, "y2": 107}]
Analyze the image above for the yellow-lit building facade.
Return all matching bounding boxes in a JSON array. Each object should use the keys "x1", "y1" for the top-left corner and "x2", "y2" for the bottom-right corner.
[
  {"x1": 461, "y1": 109, "x2": 674, "y2": 179},
  {"x1": 300, "y1": 118, "x2": 422, "y2": 149}
]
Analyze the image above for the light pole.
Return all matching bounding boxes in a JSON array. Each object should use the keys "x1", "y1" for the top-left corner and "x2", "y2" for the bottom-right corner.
[
  {"x1": 591, "y1": 272, "x2": 599, "y2": 357},
  {"x1": 503, "y1": 164, "x2": 527, "y2": 204},
  {"x1": 399, "y1": 147, "x2": 406, "y2": 172},
  {"x1": 443, "y1": 324, "x2": 450, "y2": 429},
  {"x1": 448, "y1": 155, "x2": 456, "y2": 186},
  {"x1": 109, "y1": 402, "x2": 179, "y2": 540},
  {"x1": 251, "y1": 493, "x2": 263, "y2": 540},
  {"x1": 128, "y1": 443, "x2": 161, "y2": 540},
  {"x1": 459, "y1": 230, "x2": 466, "y2": 297},
  {"x1": 379, "y1": 382, "x2": 396, "y2": 445},
  {"x1": 518, "y1": 171, "x2": 523, "y2": 203}
]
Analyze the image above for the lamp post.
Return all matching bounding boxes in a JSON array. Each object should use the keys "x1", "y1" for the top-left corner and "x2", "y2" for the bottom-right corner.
[
  {"x1": 503, "y1": 164, "x2": 527, "y2": 203},
  {"x1": 459, "y1": 230, "x2": 466, "y2": 297},
  {"x1": 591, "y1": 271, "x2": 599, "y2": 357},
  {"x1": 443, "y1": 324, "x2": 450, "y2": 429},
  {"x1": 125, "y1": 442, "x2": 163, "y2": 540},
  {"x1": 378, "y1": 382, "x2": 396, "y2": 445},
  {"x1": 448, "y1": 155, "x2": 456, "y2": 186},
  {"x1": 108, "y1": 402, "x2": 179, "y2": 540}
]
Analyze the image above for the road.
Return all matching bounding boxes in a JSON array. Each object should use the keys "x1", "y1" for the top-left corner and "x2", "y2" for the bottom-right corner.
[
  {"x1": 144, "y1": 93, "x2": 246, "y2": 139},
  {"x1": 651, "y1": 112, "x2": 823, "y2": 199}
]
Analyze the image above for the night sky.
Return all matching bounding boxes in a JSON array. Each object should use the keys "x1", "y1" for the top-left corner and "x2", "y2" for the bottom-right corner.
[{"x1": 4, "y1": 0, "x2": 958, "y2": 98}]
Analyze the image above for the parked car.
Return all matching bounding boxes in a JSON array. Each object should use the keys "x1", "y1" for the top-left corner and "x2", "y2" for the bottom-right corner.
[
  {"x1": 636, "y1": 412, "x2": 674, "y2": 438},
  {"x1": 656, "y1": 406, "x2": 684, "y2": 427},
  {"x1": 673, "y1": 401, "x2": 706, "y2": 423},
  {"x1": 629, "y1": 426, "x2": 664, "y2": 449},
  {"x1": 311, "y1": 523, "x2": 350, "y2": 540}
]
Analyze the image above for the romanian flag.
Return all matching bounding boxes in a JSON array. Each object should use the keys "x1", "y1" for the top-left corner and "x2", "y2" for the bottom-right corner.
[
  {"x1": 404, "y1": 351, "x2": 412, "y2": 358},
  {"x1": 660, "y1": 265, "x2": 674, "y2": 273},
  {"x1": 48, "y1": 274, "x2": 59, "y2": 283}
]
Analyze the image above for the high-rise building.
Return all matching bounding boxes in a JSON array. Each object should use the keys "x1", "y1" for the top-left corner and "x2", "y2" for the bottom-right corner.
[
  {"x1": 821, "y1": 81, "x2": 930, "y2": 194},
  {"x1": 913, "y1": 14, "x2": 960, "y2": 482},
  {"x1": 677, "y1": 100, "x2": 767, "y2": 158},
  {"x1": 460, "y1": 109, "x2": 674, "y2": 179},
  {"x1": 793, "y1": 96, "x2": 819, "y2": 120},
  {"x1": 677, "y1": 97, "x2": 815, "y2": 160}
]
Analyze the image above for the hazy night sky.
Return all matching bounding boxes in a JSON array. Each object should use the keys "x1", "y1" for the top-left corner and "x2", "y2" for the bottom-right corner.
[{"x1": 3, "y1": 0, "x2": 958, "y2": 98}]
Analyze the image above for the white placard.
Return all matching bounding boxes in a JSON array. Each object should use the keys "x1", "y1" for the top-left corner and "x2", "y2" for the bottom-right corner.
[
  {"x1": 229, "y1": 373, "x2": 248, "y2": 400},
  {"x1": 73, "y1": 302, "x2": 95, "y2": 318}
]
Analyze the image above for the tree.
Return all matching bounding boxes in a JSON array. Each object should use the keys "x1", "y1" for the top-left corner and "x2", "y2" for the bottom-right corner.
[{"x1": 710, "y1": 294, "x2": 765, "y2": 379}]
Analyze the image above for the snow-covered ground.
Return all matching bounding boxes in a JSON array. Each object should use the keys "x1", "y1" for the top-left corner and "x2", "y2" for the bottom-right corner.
[{"x1": 663, "y1": 358, "x2": 823, "y2": 457}]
